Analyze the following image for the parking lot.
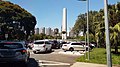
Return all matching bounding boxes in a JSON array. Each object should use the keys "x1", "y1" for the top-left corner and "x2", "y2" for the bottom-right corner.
[
  {"x1": 0, "y1": 40, "x2": 88, "y2": 67},
  {"x1": 29, "y1": 48, "x2": 85, "y2": 67}
]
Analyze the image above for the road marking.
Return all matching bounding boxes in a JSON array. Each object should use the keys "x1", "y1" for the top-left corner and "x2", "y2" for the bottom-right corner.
[{"x1": 38, "y1": 60, "x2": 70, "y2": 66}]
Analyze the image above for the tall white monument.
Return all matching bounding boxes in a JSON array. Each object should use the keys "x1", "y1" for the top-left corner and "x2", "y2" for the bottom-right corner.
[{"x1": 62, "y1": 8, "x2": 67, "y2": 40}]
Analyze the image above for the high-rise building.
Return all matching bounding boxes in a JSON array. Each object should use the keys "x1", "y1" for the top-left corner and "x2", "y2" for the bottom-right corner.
[
  {"x1": 54, "y1": 28, "x2": 59, "y2": 34},
  {"x1": 51, "y1": 29, "x2": 54, "y2": 36},
  {"x1": 54, "y1": 28, "x2": 59, "y2": 36},
  {"x1": 34, "y1": 28, "x2": 39, "y2": 34},
  {"x1": 46, "y1": 27, "x2": 51, "y2": 35},
  {"x1": 40, "y1": 27, "x2": 45, "y2": 34}
]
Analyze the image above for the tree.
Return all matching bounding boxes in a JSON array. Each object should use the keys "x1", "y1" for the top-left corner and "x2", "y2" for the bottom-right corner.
[
  {"x1": 110, "y1": 23, "x2": 120, "y2": 53},
  {"x1": 72, "y1": 14, "x2": 86, "y2": 36},
  {"x1": 72, "y1": 2, "x2": 120, "y2": 49},
  {"x1": 0, "y1": 1, "x2": 36, "y2": 40}
]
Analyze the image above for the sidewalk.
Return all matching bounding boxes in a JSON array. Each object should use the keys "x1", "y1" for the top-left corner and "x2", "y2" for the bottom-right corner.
[
  {"x1": 58, "y1": 51, "x2": 85, "y2": 56},
  {"x1": 71, "y1": 62, "x2": 117, "y2": 67}
]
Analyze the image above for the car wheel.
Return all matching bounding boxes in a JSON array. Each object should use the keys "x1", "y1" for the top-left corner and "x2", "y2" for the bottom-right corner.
[{"x1": 69, "y1": 48, "x2": 74, "y2": 52}]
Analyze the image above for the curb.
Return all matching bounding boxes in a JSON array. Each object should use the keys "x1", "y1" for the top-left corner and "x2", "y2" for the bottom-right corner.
[{"x1": 70, "y1": 62, "x2": 107, "y2": 67}]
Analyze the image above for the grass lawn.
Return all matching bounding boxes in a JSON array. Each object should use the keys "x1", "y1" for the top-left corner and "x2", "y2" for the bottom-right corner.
[{"x1": 76, "y1": 48, "x2": 120, "y2": 65}]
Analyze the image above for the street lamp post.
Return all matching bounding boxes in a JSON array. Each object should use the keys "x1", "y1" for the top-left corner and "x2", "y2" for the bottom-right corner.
[
  {"x1": 104, "y1": 0, "x2": 112, "y2": 67},
  {"x1": 78, "y1": 0, "x2": 90, "y2": 60}
]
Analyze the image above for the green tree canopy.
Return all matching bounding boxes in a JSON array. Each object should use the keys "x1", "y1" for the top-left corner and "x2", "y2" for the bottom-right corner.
[
  {"x1": 0, "y1": 1, "x2": 36, "y2": 40},
  {"x1": 72, "y1": 2, "x2": 120, "y2": 50}
]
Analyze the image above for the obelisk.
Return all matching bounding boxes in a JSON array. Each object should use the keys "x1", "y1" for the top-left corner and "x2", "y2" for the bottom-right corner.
[{"x1": 62, "y1": 8, "x2": 67, "y2": 40}]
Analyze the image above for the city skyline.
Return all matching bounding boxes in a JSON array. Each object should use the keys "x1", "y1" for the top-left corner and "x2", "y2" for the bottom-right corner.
[{"x1": 10, "y1": 0, "x2": 120, "y2": 32}]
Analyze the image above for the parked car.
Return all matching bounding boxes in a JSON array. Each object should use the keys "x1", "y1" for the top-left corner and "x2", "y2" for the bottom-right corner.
[
  {"x1": 49, "y1": 40, "x2": 61, "y2": 49},
  {"x1": 0, "y1": 41, "x2": 30, "y2": 66},
  {"x1": 59, "y1": 41, "x2": 67, "y2": 48},
  {"x1": 32, "y1": 40, "x2": 52, "y2": 53},
  {"x1": 62, "y1": 42, "x2": 89, "y2": 52}
]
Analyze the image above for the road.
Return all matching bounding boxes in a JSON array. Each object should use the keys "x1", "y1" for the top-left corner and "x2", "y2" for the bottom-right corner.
[
  {"x1": 30, "y1": 49, "x2": 80, "y2": 67},
  {"x1": 0, "y1": 49, "x2": 81, "y2": 67}
]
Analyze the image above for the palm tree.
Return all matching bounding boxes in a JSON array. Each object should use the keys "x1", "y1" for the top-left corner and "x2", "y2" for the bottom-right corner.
[{"x1": 110, "y1": 23, "x2": 120, "y2": 53}]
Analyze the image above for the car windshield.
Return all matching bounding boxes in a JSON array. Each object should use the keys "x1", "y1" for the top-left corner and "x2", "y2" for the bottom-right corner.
[{"x1": 0, "y1": 43, "x2": 23, "y2": 49}]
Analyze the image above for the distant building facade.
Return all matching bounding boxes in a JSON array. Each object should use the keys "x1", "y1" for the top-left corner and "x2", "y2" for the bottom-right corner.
[
  {"x1": 40, "y1": 27, "x2": 45, "y2": 34},
  {"x1": 46, "y1": 27, "x2": 51, "y2": 35},
  {"x1": 34, "y1": 27, "x2": 60, "y2": 37},
  {"x1": 34, "y1": 28, "x2": 39, "y2": 34}
]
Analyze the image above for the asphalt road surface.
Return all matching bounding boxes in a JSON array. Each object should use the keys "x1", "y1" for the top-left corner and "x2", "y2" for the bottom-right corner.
[
  {"x1": 0, "y1": 49, "x2": 80, "y2": 67},
  {"x1": 30, "y1": 49, "x2": 80, "y2": 67}
]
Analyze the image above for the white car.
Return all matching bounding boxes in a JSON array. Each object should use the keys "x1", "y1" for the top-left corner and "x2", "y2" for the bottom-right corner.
[
  {"x1": 62, "y1": 42, "x2": 89, "y2": 51},
  {"x1": 32, "y1": 40, "x2": 52, "y2": 53}
]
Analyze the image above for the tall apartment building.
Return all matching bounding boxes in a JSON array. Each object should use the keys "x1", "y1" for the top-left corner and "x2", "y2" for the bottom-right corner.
[
  {"x1": 34, "y1": 28, "x2": 39, "y2": 34},
  {"x1": 40, "y1": 27, "x2": 45, "y2": 34},
  {"x1": 35, "y1": 27, "x2": 60, "y2": 37},
  {"x1": 51, "y1": 29, "x2": 54, "y2": 36},
  {"x1": 46, "y1": 27, "x2": 51, "y2": 35}
]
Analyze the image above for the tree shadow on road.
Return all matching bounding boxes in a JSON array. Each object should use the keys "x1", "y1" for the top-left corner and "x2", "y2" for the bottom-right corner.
[
  {"x1": 27, "y1": 58, "x2": 39, "y2": 67},
  {"x1": 0, "y1": 58, "x2": 39, "y2": 67}
]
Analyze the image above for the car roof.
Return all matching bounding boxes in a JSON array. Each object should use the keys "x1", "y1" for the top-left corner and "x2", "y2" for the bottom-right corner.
[
  {"x1": 71, "y1": 42, "x2": 79, "y2": 43},
  {"x1": 0, "y1": 41, "x2": 25, "y2": 45},
  {"x1": 34, "y1": 40, "x2": 49, "y2": 42}
]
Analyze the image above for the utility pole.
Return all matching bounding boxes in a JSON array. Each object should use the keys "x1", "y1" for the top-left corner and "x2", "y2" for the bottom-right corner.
[
  {"x1": 86, "y1": 0, "x2": 90, "y2": 60},
  {"x1": 104, "y1": 0, "x2": 112, "y2": 67},
  {"x1": 78, "y1": 0, "x2": 90, "y2": 60}
]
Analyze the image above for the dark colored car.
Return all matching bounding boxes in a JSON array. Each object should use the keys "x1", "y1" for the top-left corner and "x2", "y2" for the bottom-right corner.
[
  {"x1": 60, "y1": 41, "x2": 67, "y2": 47},
  {"x1": 0, "y1": 41, "x2": 30, "y2": 66},
  {"x1": 49, "y1": 40, "x2": 61, "y2": 49}
]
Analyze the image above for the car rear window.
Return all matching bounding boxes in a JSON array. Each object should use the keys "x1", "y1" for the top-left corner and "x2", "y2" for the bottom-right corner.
[
  {"x1": 71, "y1": 43, "x2": 82, "y2": 45},
  {"x1": 34, "y1": 41, "x2": 44, "y2": 44},
  {"x1": 0, "y1": 43, "x2": 23, "y2": 49},
  {"x1": 45, "y1": 41, "x2": 51, "y2": 44}
]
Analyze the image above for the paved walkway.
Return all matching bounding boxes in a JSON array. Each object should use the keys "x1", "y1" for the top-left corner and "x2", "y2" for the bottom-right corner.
[
  {"x1": 58, "y1": 51, "x2": 85, "y2": 56},
  {"x1": 71, "y1": 62, "x2": 118, "y2": 67}
]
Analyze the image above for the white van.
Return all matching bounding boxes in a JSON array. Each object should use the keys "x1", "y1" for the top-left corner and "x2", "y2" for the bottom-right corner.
[{"x1": 32, "y1": 40, "x2": 52, "y2": 53}]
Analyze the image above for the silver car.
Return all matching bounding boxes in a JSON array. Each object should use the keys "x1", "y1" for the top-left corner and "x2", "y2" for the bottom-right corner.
[{"x1": 0, "y1": 41, "x2": 30, "y2": 66}]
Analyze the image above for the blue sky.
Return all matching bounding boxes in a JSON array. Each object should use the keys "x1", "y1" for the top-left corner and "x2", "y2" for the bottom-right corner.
[{"x1": 9, "y1": 0, "x2": 120, "y2": 32}]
